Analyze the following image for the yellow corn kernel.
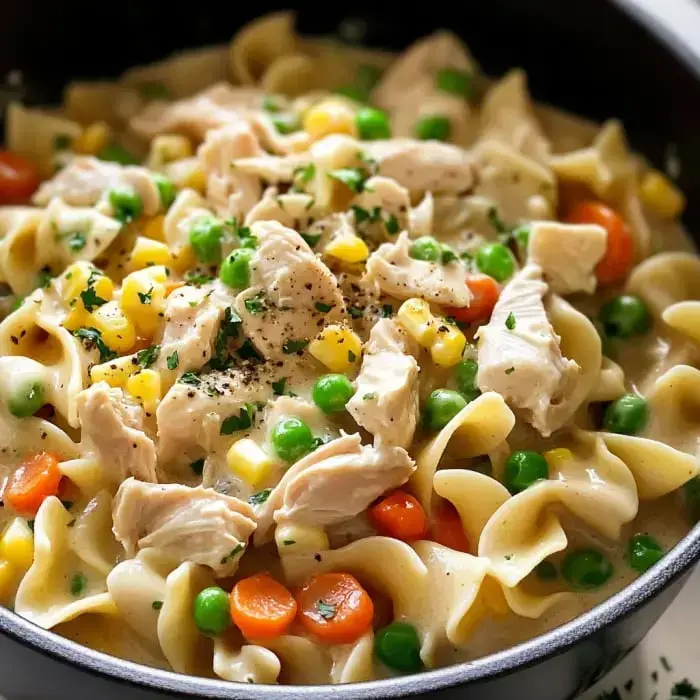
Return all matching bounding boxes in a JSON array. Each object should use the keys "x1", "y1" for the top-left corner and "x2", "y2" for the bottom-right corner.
[
  {"x1": 0, "y1": 560, "x2": 16, "y2": 600},
  {"x1": 639, "y1": 170, "x2": 686, "y2": 219},
  {"x1": 128, "y1": 236, "x2": 174, "y2": 272},
  {"x1": 90, "y1": 354, "x2": 140, "y2": 388},
  {"x1": 303, "y1": 100, "x2": 357, "y2": 140},
  {"x1": 309, "y1": 324, "x2": 362, "y2": 373},
  {"x1": 324, "y1": 235, "x2": 370, "y2": 264},
  {"x1": 120, "y1": 266, "x2": 168, "y2": 336},
  {"x1": 91, "y1": 301, "x2": 137, "y2": 353},
  {"x1": 74, "y1": 121, "x2": 111, "y2": 156},
  {"x1": 227, "y1": 438, "x2": 275, "y2": 488},
  {"x1": 184, "y1": 164, "x2": 207, "y2": 193},
  {"x1": 543, "y1": 448, "x2": 574, "y2": 470},
  {"x1": 126, "y1": 369, "x2": 161, "y2": 414},
  {"x1": 431, "y1": 324, "x2": 467, "y2": 368},
  {"x1": 275, "y1": 523, "x2": 329, "y2": 555},
  {"x1": 397, "y1": 298, "x2": 438, "y2": 348},
  {"x1": 148, "y1": 134, "x2": 193, "y2": 170},
  {"x1": 61, "y1": 262, "x2": 114, "y2": 308},
  {"x1": 0, "y1": 519, "x2": 34, "y2": 574},
  {"x1": 142, "y1": 215, "x2": 166, "y2": 242}
]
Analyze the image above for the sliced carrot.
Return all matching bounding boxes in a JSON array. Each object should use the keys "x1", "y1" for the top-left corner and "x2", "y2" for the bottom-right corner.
[
  {"x1": 0, "y1": 151, "x2": 41, "y2": 204},
  {"x1": 4, "y1": 451, "x2": 62, "y2": 516},
  {"x1": 296, "y1": 572, "x2": 374, "y2": 644},
  {"x1": 230, "y1": 572, "x2": 297, "y2": 640},
  {"x1": 369, "y1": 490, "x2": 427, "y2": 542},
  {"x1": 429, "y1": 500, "x2": 470, "y2": 553},
  {"x1": 564, "y1": 201, "x2": 633, "y2": 286},
  {"x1": 445, "y1": 275, "x2": 500, "y2": 324}
]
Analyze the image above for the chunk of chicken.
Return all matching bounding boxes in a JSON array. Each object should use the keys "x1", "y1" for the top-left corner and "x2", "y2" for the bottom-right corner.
[
  {"x1": 112, "y1": 478, "x2": 256, "y2": 576},
  {"x1": 346, "y1": 320, "x2": 420, "y2": 450},
  {"x1": 479, "y1": 70, "x2": 551, "y2": 165},
  {"x1": 234, "y1": 221, "x2": 346, "y2": 360},
  {"x1": 254, "y1": 433, "x2": 416, "y2": 544},
  {"x1": 33, "y1": 157, "x2": 120, "y2": 207},
  {"x1": 363, "y1": 139, "x2": 475, "y2": 194},
  {"x1": 244, "y1": 187, "x2": 318, "y2": 228},
  {"x1": 476, "y1": 265, "x2": 579, "y2": 436},
  {"x1": 76, "y1": 383, "x2": 157, "y2": 484},
  {"x1": 197, "y1": 122, "x2": 263, "y2": 219},
  {"x1": 366, "y1": 231, "x2": 470, "y2": 307},
  {"x1": 155, "y1": 282, "x2": 233, "y2": 376},
  {"x1": 527, "y1": 221, "x2": 607, "y2": 294}
]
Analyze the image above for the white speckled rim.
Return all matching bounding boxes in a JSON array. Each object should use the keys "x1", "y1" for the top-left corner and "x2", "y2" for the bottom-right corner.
[{"x1": 2, "y1": 0, "x2": 700, "y2": 696}]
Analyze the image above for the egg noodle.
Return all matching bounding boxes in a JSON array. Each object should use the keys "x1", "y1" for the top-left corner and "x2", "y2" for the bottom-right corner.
[{"x1": 0, "y1": 10, "x2": 697, "y2": 685}]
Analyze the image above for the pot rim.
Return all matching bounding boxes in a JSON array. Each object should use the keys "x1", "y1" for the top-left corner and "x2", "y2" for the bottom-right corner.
[{"x1": 3, "y1": 0, "x2": 700, "y2": 696}]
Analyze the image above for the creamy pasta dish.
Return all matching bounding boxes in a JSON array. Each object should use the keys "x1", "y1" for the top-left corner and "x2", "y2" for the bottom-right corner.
[{"x1": 0, "y1": 10, "x2": 699, "y2": 685}]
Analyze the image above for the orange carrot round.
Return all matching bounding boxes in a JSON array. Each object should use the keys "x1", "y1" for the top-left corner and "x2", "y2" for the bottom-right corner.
[
  {"x1": 296, "y1": 572, "x2": 374, "y2": 644},
  {"x1": 429, "y1": 500, "x2": 470, "y2": 553},
  {"x1": 230, "y1": 573, "x2": 297, "y2": 640},
  {"x1": 0, "y1": 151, "x2": 40, "y2": 204},
  {"x1": 369, "y1": 490, "x2": 427, "y2": 542},
  {"x1": 445, "y1": 275, "x2": 500, "y2": 324},
  {"x1": 4, "y1": 451, "x2": 62, "y2": 516},
  {"x1": 564, "y1": 201, "x2": 633, "y2": 286}
]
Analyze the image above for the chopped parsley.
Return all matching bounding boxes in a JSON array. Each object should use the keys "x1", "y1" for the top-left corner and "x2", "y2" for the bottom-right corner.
[
  {"x1": 70, "y1": 572, "x2": 87, "y2": 597},
  {"x1": 262, "y1": 95, "x2": 282, "y2": 113},
  {"x1": 208, "y1": 307, "x2": 242, "y2": 370},
  {"x1": 348, "y1": 350, "x2": 357, "y2": 363},
  {"x1": 220, "y1": 543, "x2": 244, "y2": 565},
  {"x1": 314, "y1": 302, "x2": 333, "y2": 313},
  {"x1": 64, "y1": 231, "x2": 87, "y2": 252},
  {"x1": 271, "y1": 378, "x2": 287, "y2": 396},
  {"x1": 72, "y1": 327, "x2": 117, "y2": 363},
  {"x1": 190, "y1": 458, "x2": 205, "y2": 476},
  {"x1": 315, "y1": 600, "x2": 337, "y2": 620},
  {"x1": 363, "y1": 392, "x2": 377, "y2": 400},
  {"x1": 152, "y1": 600, "x2": 163, "y2": 610},
  {"x1": 440, "y1": 245, "x2": 458, "y2": 264},
  {"x1": 244, "y1": 291, "x2": 268, "y2": 314},
  {"x1": 137, "y1": 287, "x2": 153, "y2": 305},
  {"x1": 505, "y1": 366, "x2": 515, "y2": 375},
  {"x1": 293, "y1": 162, "x2": 316, "y2": 185},
  {"x1": 179, "y1": 371, "x2": 201, "y2": 386},
  {"x1": 248, "y1": 489, "x2": 272, "y2": 505},
  {"x1": 348, "y1": 306, "x2": 365, "y2": 319},
  {"x1": 351, "y1": 205, "x2": 381, "y2": 224},
  {"x1": 487, "y1": 207, "x2": 511, "y2": 235},
  {"x1": 328, "y1": 167, "x2": 370, "y2": 194},
  {"x1": 166, "y1": 351, "x2": 179, "y2": 370},
  {"x1": 505, "y1": 312, "x2": 516, "y2": 330},
  {"x1": 80, "y1": 286, "x2": 107, "y2": 312},
  {"x1": 670, "y1": 679, "x2": 699, "y2": 698},
  {"x1": 184, "y1": 271, "x2": 214, "y2": 286},
  {"x1": 283, "y1": 540, "x2": 296, "y2": 546},
  {"x1": 37, "y1": 266, "x2": 53, "y2": 289},
  {"x1": 237, "y1": 339, "x2": 264, "y2": 362},
  {"x1": 283, "y1": 338, "x2": 309, "y2": 355},
  {"x1": 381, "y1": 304, "x2": 393, "y2": 318},
  {"x1": 384, "y1": 213, "x2": 400, "y2": 235},
  {"x1": 301, "y1": 232, "x2": 321, "y2": 248},
  {"x1": 220, "y1": 403, "x2": 256, "y2": 435},
  {"x1": 136, "y1": 345, "x2": 160, "y2": 369}
]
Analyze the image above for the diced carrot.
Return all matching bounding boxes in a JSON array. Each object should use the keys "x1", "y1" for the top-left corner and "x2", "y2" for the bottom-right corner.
[
  {"x1": 564, "y1": 201, "x2": 633, "y2": 286},
  {"x1": 296, "y1": 572, "x2": 374, "y2": 644},
  {"x1": 444, "y1": 275, "x2": 500, "y2": 324},
  {"x1": 0, "y1": 151, "x2": 41, "y2": 204},
  {"x1": 4, "y1": 451, "x2": 62, "y2": 516},
  {"x1": 230, "y1": 572, "x2": 297, "y2": 640},
  {"x1": 369, "y1": 490, "x2": 427, "y2": 542},
  {"x1": 429, "y1": 500, "x2": 470, "y2": 553}
]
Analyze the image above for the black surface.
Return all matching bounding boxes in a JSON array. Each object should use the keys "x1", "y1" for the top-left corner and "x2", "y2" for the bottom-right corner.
[{"x1": 0, "y1": 1, "x2": 698, "y2": 698}]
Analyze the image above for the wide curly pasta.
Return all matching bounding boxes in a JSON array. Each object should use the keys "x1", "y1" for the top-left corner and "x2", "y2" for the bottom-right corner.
[{"x1": 0, "y1": 10, "x2": 697, "y2": 690}]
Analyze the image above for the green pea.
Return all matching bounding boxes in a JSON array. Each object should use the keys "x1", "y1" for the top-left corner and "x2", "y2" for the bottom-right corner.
[
  {"x1": 603, "y1": 394, "x2": 649, "y2": 435},
  {"x1": 189, "y1": 218, "x2": 224, "y2": 264},
  {"x1": 271, "y1": 113, "x2": 301, "y2": 134},
  {"x1": 374, "y1": 622, "x2": 423, "y2": 673},
  {"x1": 475, "y1": 243, "x2": 515, "y2": 282},
  {"x1": 355, "y1": 107, "x2": 391, "y2": 140},
  {"x1": 272, "y1": 416, "x2": 315, "y2": 462},
  {"x1": 220, "y1": 248, "x2": 254, "y2": 290},
  {"x1": 627, "y1": 533, "x2": 663, "y2": 573},
  {"x1": 108, "y1": 187, "x2": 143, "y2": 223},
  {"x1": 414, "y1": 115, "x2": 451, "y2": 141},
  {"x1": 153, "y1": 174, "x2": 176, "y2": 210},
  {"x1": 435, "y1": 68, "x2": 474, "y2": 99},
  {"x1": 504, "y1": 450, "x2": 549, "y2": 494},
  {"x1": 684, "y1": 476, "x2": 700, "y2": 523},
  {"x1": 598, "y1": 295, "x2": 651, "y2": 339},
  {"x1": 424, "y1": 389, "x2": 467, "y2": 430},
  {"x1": 409, "y1": 236, "x2": 441, "y2": 262},
  {"x1": 453, "y1": 359, "x2": 480, "y2": 402},
  {"x1": 562, "y1": 548, "x2": 613, "y2": 590},
  {"x1": 312, "y1": 374, "x2": 355, "y2": 414},
  {"x1": 192, "y1": 586, "x2": 231, "y2": 636},
  {"x1": 8, "y1": 380, "x2": 45, "y2": 418}
]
